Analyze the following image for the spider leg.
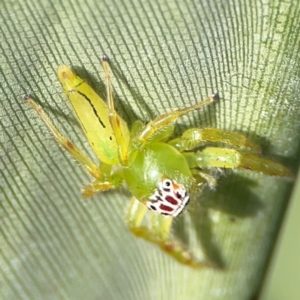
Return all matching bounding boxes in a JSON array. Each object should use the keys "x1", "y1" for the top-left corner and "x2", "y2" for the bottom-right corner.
[
  {"x1": 81, "y1": 165, "x2": 124, "y2": 198},
  {"x1": 126, "y1": 197, "x2": 218, "y2": 269},
  {"x1": 134, "y1": 94, "x2": 218, "y2": 145},
  {"x1": 169, "y1": 128, "x2": 262, "y2": 153},
  {"x1": 81, "y1": 180, "x2": 114, "y2": 198},
  {"x1": 185, "y1": 147, "x2": 294, "y2": 178},
  {"x1": 102, "y1": 56, "x2": 130, "y2": 163},
  {"x1": 191, "y1": 169, "x2": 217, "y2": 189},
  {"x1": 25, "y1": 96, "x2": 101, "y2": 179}
]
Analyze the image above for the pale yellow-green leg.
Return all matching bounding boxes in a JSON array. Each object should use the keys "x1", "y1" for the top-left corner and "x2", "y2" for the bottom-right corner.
[
  {"x1": 26, "y1": 96, "x2": 117, "y2": 198},
  {"x1": 169, "y1": 128, "x2": 262, "y2": 153},
  {"x1": 25, "y1": 96, "x2": 101, "y2": 179},
  {"x1": 185, "y1": 147, "x2": 294, "y2": 178},
  {"x1": 191, "y1": 169, "x2": 217, "y2": 189},
  {"x1": 102, "y1": 56, "x2": 129, "y2": 163},
  {"x1": 126, "y1": 198, "x2": 218, "y2": 269},
  {"x1": 81, "y1": 180, "x2": 114, "y2": 198},
  {"x1": 81, "y1": 164, "x2": 124, "y2": 198},
  {"x1": 135, "y1": 94, "x2": 218, "y2": 145}
]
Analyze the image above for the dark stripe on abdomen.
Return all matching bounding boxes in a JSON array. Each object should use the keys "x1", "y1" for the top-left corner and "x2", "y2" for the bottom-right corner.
[{"x1": 76, "y1": 90, "x2": 106, "y2": 129}]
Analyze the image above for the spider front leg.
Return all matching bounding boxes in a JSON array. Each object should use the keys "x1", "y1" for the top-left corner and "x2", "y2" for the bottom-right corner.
[
  {"x1": 81, "y1": 164, "x2": 124, "y2": 198},
  {"x1": 185, "y1": 147, "x2": 294, "y2": 178},
  {"x1": 126, "y1": 197, "x2": 218, "y2": 269},
  {"x1": 134, "y1": 94, "x2": 218, "y2": 145},
  {"x1": 25, "y1": 96, "x2": 118, "y2": 197},
  {"x1": 25, "y1": 96, "x2": 101, "y2": 178}
]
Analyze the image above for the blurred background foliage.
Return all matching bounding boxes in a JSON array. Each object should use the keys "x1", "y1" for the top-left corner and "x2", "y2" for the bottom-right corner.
[
  {"x1": 261, "y1": 175, "x2": 300, "y2": 300},
  {"x1": 0, "y1": 0, "x2": 299, "y2": 299}
]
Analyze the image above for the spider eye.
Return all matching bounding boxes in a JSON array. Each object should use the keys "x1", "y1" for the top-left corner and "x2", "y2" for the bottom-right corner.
[{"x1": 163, "y1": 179, "x2": 172, "y2": 187}]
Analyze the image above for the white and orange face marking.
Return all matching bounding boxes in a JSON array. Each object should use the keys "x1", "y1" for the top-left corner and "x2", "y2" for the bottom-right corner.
[{"x1": 146, "y1": 179, "x2": 190, "y2": 217}]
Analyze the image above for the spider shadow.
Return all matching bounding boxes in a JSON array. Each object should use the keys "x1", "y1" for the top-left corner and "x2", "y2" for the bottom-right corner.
[
  {"x1": 109, "y1": 60, "x2": 218, "y2": 128},
  {"x1": 257, "y1": 134, "x2": 299, "y2": 176},
  {"x1": 172, "y1": 173, "x2": 264, "y2": 268},
  {"x1": 235, "y1": 132, "x2": 297, "y2": 173},
  {"x1": 108, "y1": 61, "x2": 158, "y2": 124}
]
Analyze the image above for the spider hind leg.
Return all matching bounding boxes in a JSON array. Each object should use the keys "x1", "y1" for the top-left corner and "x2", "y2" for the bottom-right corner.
[{"x1": 126, "y1": 197, "x2": 219, "y2": 269}]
